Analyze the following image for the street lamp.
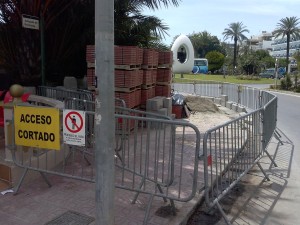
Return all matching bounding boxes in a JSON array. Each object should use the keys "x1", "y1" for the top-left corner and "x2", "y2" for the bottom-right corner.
[{"x1": 275, "y1": 58, "x2": 278, "y2": 89}]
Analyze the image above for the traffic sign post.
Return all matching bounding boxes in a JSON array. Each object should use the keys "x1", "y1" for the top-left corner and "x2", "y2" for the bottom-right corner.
[{"x1": 63, "y1": 110, "x2": 85, "y2": 146}]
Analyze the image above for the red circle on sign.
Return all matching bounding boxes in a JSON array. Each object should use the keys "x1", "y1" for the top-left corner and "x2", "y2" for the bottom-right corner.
[{"x1": 65, "y1": 111, "x2": 84, "y2": 133}]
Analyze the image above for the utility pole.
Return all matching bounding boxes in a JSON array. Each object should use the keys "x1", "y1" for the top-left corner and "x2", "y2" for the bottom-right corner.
[{"x1": 94, "y1": 0, "x2": 115, "y2": 224}]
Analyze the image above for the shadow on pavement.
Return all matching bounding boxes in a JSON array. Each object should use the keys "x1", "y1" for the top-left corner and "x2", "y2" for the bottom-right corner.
[{"x1": 187, "y1": 128, "x2": 293, "y2": 225}]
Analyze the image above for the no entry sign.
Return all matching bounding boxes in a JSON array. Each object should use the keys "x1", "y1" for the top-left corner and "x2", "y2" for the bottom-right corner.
[{"x1": 63, "y1": 110, "x2": 85, "y2": 146}]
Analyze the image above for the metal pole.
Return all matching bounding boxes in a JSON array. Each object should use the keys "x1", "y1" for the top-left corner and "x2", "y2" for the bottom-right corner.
[
  {"x1": 95, "y1": 0, "x2": 115, "y2": 224},
  {"x1": 40, "y1": 0, "x2": 46, "y2": 86},
  {"x1": 275, "y1": 58, "x2": 278, "y2": 89}
]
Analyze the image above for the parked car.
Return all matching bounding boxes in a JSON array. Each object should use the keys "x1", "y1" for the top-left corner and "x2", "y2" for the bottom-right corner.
[{"x1": 259, "y1": 68, "x2": 285, "y2": 79}]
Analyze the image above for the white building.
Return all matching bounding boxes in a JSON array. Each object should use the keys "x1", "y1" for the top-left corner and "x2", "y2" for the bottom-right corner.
[
  {"x1": 271, "y1": 37, "x2": 300, "y2": 58},
  {"x1": 248, "y1": 31, "x2": 273, "y2": 53},
  {"x1": 245, "y1": 31, "x2": 300, "y2": 59}
]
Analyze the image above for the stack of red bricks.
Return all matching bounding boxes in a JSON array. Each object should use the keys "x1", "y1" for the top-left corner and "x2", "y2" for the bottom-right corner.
[
  {"x1": 140, "y1": 49, "x2": 159, "y2": 107},
  {"x1": 86, "y1": 45, "x2": 96, "y2": 88},
  {"x1": 86, "y1": 45, "x2": 173, "y2": 109},
  {"x1": 115, "y1": 46, "x2": 143, "y2": 108},
  {"x1": 156, "y1": 51, "x2": 173, "y2": 97}
]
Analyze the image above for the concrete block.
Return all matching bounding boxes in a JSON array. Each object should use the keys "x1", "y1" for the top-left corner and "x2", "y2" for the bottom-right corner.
[
  {"x1": 146, "y1": 99, "x2": 153, "y2": 111},
  {"x1": 221, "y1": 95, "x2": 228, "y2": 106},
  {"x1": 151, "y1": 97, "x2": 164, "y2": 111},
  {"x1": 238, "y1": 106, "x2": 247, "y2": 113},
  {"x1": 148, "y1": 108, "x2": 168, "y2": 129},
  {"x1": 231, "y1": 103, "x2": 238, "y2": 111},
  {"x1": 163, "y1": 97, "x2": 172, "y2": 116},
  {"x1": 158, "y1": 108, "x2": 168, "y2": 116},
  {"x1": 203, "y1": 96, "x2": 214, "y2": 102},
  {"x1": 225, "y1": 101, "x2": 233, "y2": 109},
  {"x1": 221, "y1": 95, "x2": 228, "y2": 102},
  {"x1": 214, "y1": 98, "x2": 222, "y2": 105}
]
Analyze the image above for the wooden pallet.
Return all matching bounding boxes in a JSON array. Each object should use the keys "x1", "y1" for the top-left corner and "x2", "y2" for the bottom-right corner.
[
  {"x1": 141, "y1": 83, "x2": 155, "y2": 89},
  {"x1": 141, "y1": 65, "x2": 157, "y2": 70},
  {"x1": 158, "y1": 64, "x2": 172, "y2": 69},
  {"x1": 115, "y1": 85, "x2": 141, "y2": 93},
  {"x1": 115, "y1": 64, "x2": 141, "y2": 70}
]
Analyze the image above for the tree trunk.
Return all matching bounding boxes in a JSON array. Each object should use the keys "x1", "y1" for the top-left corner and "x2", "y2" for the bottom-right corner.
[
  {"x1": 286, "y1": 33, "x2": 290, "y2": 74},
  {"x1": 233, "y1": 37, "x2": 238, "y2": 70}
]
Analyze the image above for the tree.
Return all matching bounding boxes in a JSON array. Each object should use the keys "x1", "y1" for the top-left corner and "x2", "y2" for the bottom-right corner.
[
  {"x1": 0, "y1": 0, "x2": 92, "y2": 86},
  {"x1": 0, "y1": 0, "x2": 179, "y2": 86},
  {"x1": 238, "y1": 46, "x2": 259, "y2": 75},
  {"x1": 114, "y1": 0, "x2": 170, "y2": 47},
  {"x1": 189, "y1": 31, "x2": 225, "y2": 58},
  {"x1": 205, "y1": 51, "x2": 225, "y2": 73},
  {"x1": 222, "y1": 22, "x2": 249, "y2": 69},
  {"x1": 273, "y1": 16, "x2": 300, "y2": 73}
]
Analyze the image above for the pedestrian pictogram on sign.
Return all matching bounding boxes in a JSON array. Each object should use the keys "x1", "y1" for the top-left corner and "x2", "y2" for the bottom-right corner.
[{"x1": 63, "y1": 110, "x2": 85, "y2": 146}]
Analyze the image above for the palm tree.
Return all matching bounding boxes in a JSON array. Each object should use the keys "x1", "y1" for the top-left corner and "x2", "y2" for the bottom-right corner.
[
  {"x1": 222, "y1": 22, "x2": 249, "y2": 70},
  {"x1": 189, "y1": 31, "x2": 224, "y2": 58},
  {"x1": 114, "y1": 0, "x2": 170, "y2": 47},
  {"x1": 273, "y1": 16, "x2": 300, "y2": 73},
  {"x1": 0, "y1": 0, "x2": 179, "y2": 85}
]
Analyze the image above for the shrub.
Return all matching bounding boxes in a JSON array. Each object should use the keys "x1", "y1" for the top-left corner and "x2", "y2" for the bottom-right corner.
[
  {"x1": 236, "y1": 75, "x2": 260, "y2": 81},
  {"x1": 280, "y1": 75, "x2": 292, "y2": 90}
]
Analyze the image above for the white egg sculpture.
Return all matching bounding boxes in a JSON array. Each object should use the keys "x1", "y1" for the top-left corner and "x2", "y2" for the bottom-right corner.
[{"x1": 171, "y1": 34, "x2": 194, "y2": 74}]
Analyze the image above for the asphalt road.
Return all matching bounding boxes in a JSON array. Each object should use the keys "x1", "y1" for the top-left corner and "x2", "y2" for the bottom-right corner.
[
  {"x1": 188, "y1": 89, "x2": 300, "y2": 225},
  {"x1": 222, "y1": 90, "x2": 300, "y2": 225},
  {"x1": 263, "y1": 91, "x2": 300, "y2": 225}
]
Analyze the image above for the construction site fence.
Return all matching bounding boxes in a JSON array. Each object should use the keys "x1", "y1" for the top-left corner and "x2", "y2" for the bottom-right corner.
[
  {"x1": 9, "y1": 97, "x2": 202, "y2": 224},
  {"x1": 173, "y1": 80, "x2": 273, "y2": 110},
  {"x1": 37, "y1": 86, "x2": 94, "y2": 102},
  {"x1": 9, "y1": 82, "x2": 278, "y2": 224},
  {"x1": 173, "y1": 81, "x2": 277, "y2": 224}
]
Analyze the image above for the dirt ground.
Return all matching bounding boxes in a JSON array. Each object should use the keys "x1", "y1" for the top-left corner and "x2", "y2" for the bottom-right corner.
[
  {"x1": 182, "y1": 95, "x2": 242, "y2": 133},
  {"x1": 180, "y1": 95, "x2": 252, "y2": 225}
]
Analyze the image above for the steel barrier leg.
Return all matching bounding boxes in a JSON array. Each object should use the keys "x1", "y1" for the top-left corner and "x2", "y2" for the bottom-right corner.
[
  {"x1": 132, "y1": 177, "x2": 167, "y2": 204},
  {"x1": 216, "y1": 201, "x2": 232, "y2": 225},
  {"x1": 274, "y1": 129, "x2": 284, "y2": 145},
  {"x1": 13, "y1": 168, "x2": 52, "y2": 195},
  {"x1": 143, "y1": 194, "x2": 154, "y2": 225},
  {"x1": 264, "y1": 149, "x2": 278, "y2": 168},
  {"x1": 39, "y1": 172, "x2": 52, "y2": 188},
  {"x1": 132, "y1": 177, "x2": 146, "y2": 204},
  {"x1": 256, "y1": 162, "x2": 270, "y2": 181},
  {"x1": 13, "y1": 168, "x2": 28, "y2": 195}
]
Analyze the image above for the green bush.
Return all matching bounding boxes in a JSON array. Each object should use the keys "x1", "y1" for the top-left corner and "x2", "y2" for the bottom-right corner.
[
  {"x1": 286, "y1": 75, "x2": 293, "y2": 89},
  {"x1": 280, "y1": 75, "x2": 293, "y2": 90},
  {"x1": 236, "y1": 75, "x2": 260, "y2": 81},
  {"x1": 294, "y1": 73, "x2": 298, "y2": 90}
]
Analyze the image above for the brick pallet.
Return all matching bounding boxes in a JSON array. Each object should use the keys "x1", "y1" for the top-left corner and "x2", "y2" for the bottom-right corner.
[{"x1": 86, "y1": 44, "x2": 173, "y2": 107}]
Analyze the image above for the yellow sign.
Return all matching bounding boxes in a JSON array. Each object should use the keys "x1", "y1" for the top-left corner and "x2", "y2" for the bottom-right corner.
[{"x1": 14, "y1": 106, "x2": 60, "y2": 150}]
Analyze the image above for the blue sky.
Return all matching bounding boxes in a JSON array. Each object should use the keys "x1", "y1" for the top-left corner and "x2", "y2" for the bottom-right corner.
[{"x1": 142, "y1": 0, "x2": 300, "y2": 45}]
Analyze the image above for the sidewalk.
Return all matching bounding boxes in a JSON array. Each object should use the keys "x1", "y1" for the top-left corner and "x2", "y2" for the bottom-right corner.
[
  {"x1": 0, "y1": 135, "x2": 206, "y2": 225},
  {"x1": 187, "y1": 128, "x2": 293, "y2": 225},
  {"x1": 0, "y1": 103, "x2": 272, "y2": 225}
]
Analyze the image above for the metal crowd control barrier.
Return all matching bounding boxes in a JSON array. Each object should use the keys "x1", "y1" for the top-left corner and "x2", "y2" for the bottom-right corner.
[
  {"x1": 173, "y1": 81, "x2": 278, "y2": 224},
  {"x1": 9, "y1": 98, "x2": 202, "y2": 225},
  {"x1": 202, "y1": 108, "x2": 277, "y2": 224},
  {"x1": 37, "y1": 86, "x2": 94, "y2": 102},
  {"x1": 10, "y1": 83, "x2": 279, "y2": 224},
  {"x1": 173, "y1": 81, "x2": 264, "y2": 110}
]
